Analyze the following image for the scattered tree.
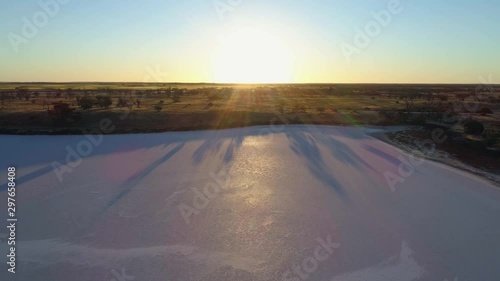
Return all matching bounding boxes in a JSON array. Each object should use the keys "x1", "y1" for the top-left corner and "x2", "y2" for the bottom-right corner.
[
  {"x1": 117, "y1": 97, "x2": 128, "y2": 107},
  {"x1": 78, "y1": 96, "x2": 94, "y2": 110},
  {"x1": 0, "y1": 93, "x2": 6, "y2": 106},
  {"x1": 95, "y1": 95, "x2": 112, "y2": 108},
  {"x1": 16, "y1": 88, "x2": 28, "y2": 100},
  {"x1": 172, "y1": 91, "x2": 181, "y2": 103}
]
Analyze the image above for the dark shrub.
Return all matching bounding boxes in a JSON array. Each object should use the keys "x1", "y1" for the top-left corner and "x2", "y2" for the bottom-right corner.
[
  {"x1": 101, "y1": 96, "x2": 112, "y2": 108},
  {"x1": 95, "y1": 95, "x2": 112, "y2": 108},
  {"x1": 479, "y1": 107, "x2": 493, "y2": 115},
  {"x1": 78, "y1": 96, "x2": 94, "y2": 110},
  {"x1": 464, "y1": 120, "x2": 485, "y2": 135},
  {"x1": 117, "y1": 97, "x2": 128, "y2": 107}
]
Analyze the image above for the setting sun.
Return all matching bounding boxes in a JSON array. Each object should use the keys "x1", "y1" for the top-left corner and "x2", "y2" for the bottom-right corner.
[{"x1": 211, "y1": 28, "x2": 294, "y2": 83}]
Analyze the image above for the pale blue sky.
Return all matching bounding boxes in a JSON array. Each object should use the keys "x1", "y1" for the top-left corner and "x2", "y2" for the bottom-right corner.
[{"x1": 1, "y1": 0, "x2": 499, "y2": 83}]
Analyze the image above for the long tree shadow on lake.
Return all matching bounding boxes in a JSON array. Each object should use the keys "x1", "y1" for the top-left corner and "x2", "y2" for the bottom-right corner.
[
  {"x1": 192, "y1": 130, "x2": 245, "y2": 164},
  {"x1": 285, "y1": 130, "x2": 350, "y2": 199},
  {"x1": 100, "y1": 142, "x2": 186, "y2": 213}
]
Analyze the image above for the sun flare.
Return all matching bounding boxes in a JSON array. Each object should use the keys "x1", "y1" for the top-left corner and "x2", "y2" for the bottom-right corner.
[{"x1": 211, "y1": 28, "x2": 294, "y2": 83}]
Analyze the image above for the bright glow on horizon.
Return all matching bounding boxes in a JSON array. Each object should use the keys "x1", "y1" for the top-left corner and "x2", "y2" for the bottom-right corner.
[{"x1": 210, "y1": 28, "x2": 294, "y2": 83}]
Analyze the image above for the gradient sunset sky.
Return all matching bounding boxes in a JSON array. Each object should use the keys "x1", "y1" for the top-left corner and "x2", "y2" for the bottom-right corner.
[{"x1": 1, "y1": 0, "x2": 499, "y2": 83}]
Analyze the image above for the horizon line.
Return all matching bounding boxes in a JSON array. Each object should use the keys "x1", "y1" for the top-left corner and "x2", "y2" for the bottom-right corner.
[{"x1": 1, "y1": 81, "x2": 499, "y2": 86}]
